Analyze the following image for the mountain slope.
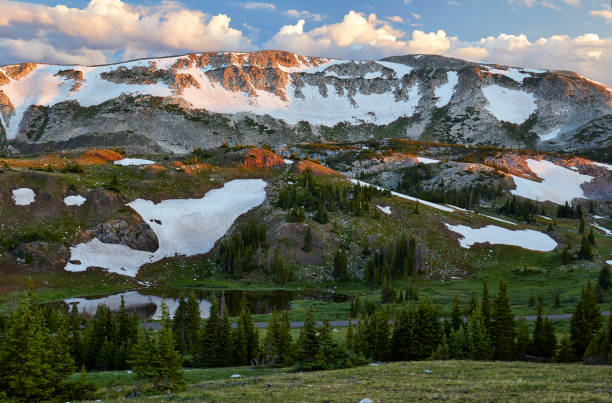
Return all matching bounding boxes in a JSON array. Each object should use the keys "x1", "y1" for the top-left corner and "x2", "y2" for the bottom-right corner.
[{"x1": 0, "y1": 50, "x2": 610, "y2": 157}]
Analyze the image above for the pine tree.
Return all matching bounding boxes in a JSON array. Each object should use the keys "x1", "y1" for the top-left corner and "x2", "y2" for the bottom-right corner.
[
  {"x1": 235, "y1": 294, "x2": 258, "y2": 365},
  {"x1": 598, "y1": 265, "x2": 611, "y2": 290},
  {"x1": 172, "y1": 297, "x2": 188, "y2": 354},
  {"x1": 333, "y1": 249, "x2": 349, "y2": 282},
  {"x1": 530, "y1": 302, "x2": 556, "y2": 359},
  {"x1": 185, "y1": 295, "x2": 201, "y2": 356},
  {"x1": 588, "y1": 228, "x2": 595, "y2": 245},
  {"x1": 467, "y1": 290, "x2": 479, "y2": 316},
  {"x1": 467, "y1": 304, "x2": 492, "y2": 360},
  {"x1": 570, "y1": 282, "x2": 602, "y2": 360},
  {"x1": 491, "y1": 280, "x2": 516, "y2": 360},
  {"x1": 584, "y1": 301, "x2": 612, "y2": 365},
  {"x1": 515, "y1": 318, "x2": 530, "y2": 357},
  {"x1": 0, "y1": 287, "x2": 61, "y2": 401},
  {"x1": 481, "y1": 281, "x2": 492, "y2": 335},
  {"x1": 579, "y1": 234, "x2": 593, "y2": 260},
  {"x1": 151, "y1": 301, "x2": 184, "y2": 390},
  {"x1": 346, "y1": 321, "x2": 355, "y2": 351},
  {"x1": 302, "y1": 227, "x2": 313, "y2": 252},
  {"x1": 296, "y1": 307, "x2": 318, "y2": 366},
  {"x1": 556, "y1": 335, "x2": 575, "y2": 363},
  {"x1": 277, "y1": 312, "x2": 292, "y2": 364},
  {"x1": 450, "y1": 296, "x2": 462, "y2": 331},
  {"x1": 413, "y1": 297, "x2": 442, "y2": 359},
  {"x1": 130, "y1": 327, "x2": 155, "y2": 389}
]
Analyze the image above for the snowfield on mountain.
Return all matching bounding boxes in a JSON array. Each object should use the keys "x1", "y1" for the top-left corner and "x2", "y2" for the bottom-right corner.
[
  {"x1": 11, "y1": 188, "x2": 35, "y2": 206},
  {"x1": 0, "y1": 50, "x2": 609, "y2": 156},
  {"x1": 445, "y1": 223, "x2": 557, "y2": 251},
  {"x1": 65, "y1": 179, "x2": 267, "y2": 276},
  {"x1": 510, "y1": 159, "x2": 594, "y2": 204}
]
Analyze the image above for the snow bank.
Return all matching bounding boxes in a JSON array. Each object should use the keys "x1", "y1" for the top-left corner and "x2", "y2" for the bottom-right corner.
[
  {"x1": 510, "y1": 159, "x2": 593, "y2": 204},
  {"x1": 283, "y1": 159, "x2": 294, "y2": 164},
  {"x1": 376, "y1": 61, "x2": 414, "y2": 78},
  {"x1": 64, "y1": 195, "x2": 86, "y2": 206},
  {"x1": 12, "y1": 188, "x2": 35, "y2": 206},
  {"x1": 480, "y1": 214, "x2": 517, "y2": 226},
  {"x1": 591, "y1": 161, "x2": 612, "y2": 171},
  {"x1": 114, "y1": 158, "x2": 156, "y2": 166},
  {"x1": 484, "y1": 67, "x2": 531, "y2": 83},
  {"x1": 434, "y1": 71, "x2": 458, "y2": 107},
  {"x1": 481, "y1": 85, "x2": 537, "y2": 124},
  {"x1": 590, "y1": 222, "x2": 611, "y2": 236},
  {"x1": 66, "y1": 179, "x2": 267, "y2": 276},
  {"x1": 377, "y1": 205, "x2": 391, "y2": 215},
  {"x1": 539, "y1": 128, "x2": 561, "y2": 142},
  {"x1": 417, "y1": 157, "x2": 440, "y2": 164},
  {"x1": 445, "y1": 223, "x2": 557, "y2": 251},
  {"x1": 65, "y1": 291, "x2": 212, "y2": 320},
  {"x1": 350, "y1": 179, "x2": 455, "y2": 212}
]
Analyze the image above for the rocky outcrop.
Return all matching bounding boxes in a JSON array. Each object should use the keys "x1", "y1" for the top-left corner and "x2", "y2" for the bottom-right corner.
[
  {"x1": 294, "y1": 160, "x2": 343, "y2": 176},
  {"x1": 55, "y1": 69, "x2": 84, "y2": 92},
  {"x1": 243, "y1": 147, "x2": 285, "y2": 168},
  {"x1": 3, "y1": 63, "x2": 37, "y2": 80},
  {"x1": 90, "y1": 218, "x2": 159, "y2": 252}
]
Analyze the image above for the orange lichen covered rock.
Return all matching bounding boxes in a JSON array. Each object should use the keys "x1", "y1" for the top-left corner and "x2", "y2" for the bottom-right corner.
[
  {"x1": 79, "y1": 149, "x2": 124, "y2": 164},
  {"x1": 486, "y1": 153, "x2": 539, "y2": 179},
  {"x1": 3, "y1": 63, "x2": 37, "y2": 80},
  {"x1": 243, "y1": 148, "x2": 285, "y2": 168},
  {"x1": 294, "y1": 160, "x2": 343, "y2": 176}
]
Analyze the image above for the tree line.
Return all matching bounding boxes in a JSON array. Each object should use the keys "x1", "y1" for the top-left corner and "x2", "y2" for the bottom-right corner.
[{"x1": 1, "y1": 277, "x2": 610, "y2": 400}]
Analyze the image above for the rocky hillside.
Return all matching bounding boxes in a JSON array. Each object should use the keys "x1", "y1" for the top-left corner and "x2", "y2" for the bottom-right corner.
[{"x1": 0, "y1": 50, "x2": 610, "y2": 159}]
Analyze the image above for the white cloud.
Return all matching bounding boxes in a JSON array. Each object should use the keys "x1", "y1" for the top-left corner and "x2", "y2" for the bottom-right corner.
[
  {"x1": 387, "y1": 16, "x2": 405, "y2": 23},
  {"x1": 285, "y1": 9, "x2": 324, "y2": 22},
  {"x1": 446, "y1": 1, "x2": 460, "y2": 6},
  {"x1": 0, "y1": 0, "x2": 253, "y2": 65},
  {"x1": 591, "y1": 9, "x2": 612, "y2": 22},
  {"x1": 411, "y1": 12, "x2": 422, "y2": 20},
  {"x1": 239, "y1": 2, "x2": 276, "y2": 11}
]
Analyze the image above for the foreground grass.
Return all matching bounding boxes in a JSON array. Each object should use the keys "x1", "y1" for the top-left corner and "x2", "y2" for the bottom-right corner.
[{"x1": 92, "y1": 361, "x2": 612, "y2": 402}]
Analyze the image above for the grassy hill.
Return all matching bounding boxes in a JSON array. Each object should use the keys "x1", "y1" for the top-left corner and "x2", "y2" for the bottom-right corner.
[{"x1": 80, "y1": 360, "x2": 612, "y2": 402}]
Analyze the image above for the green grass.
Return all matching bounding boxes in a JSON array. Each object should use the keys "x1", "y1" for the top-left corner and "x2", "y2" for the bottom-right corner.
[{"x1": 88, "y1": 360, "x2": 612, "y2": 402}]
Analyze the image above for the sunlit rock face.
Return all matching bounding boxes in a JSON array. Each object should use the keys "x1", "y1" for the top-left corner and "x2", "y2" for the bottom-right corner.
[{"x1": 0, "y1": 50, "x2": 610, "y2": 155}]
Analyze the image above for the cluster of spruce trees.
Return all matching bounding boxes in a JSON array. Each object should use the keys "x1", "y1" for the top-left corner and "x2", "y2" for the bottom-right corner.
[
  {"x1": 363, "y1": 234, "x2": 420, "y2": 286},
  {"x1": 277, "y1": 171, "x2": 383, "y2": 225},
  {"x1": 497, "y1": 196, "x2": 542, "y2": 222},
  {"x1": 397, "y1": 164, "x2": 502, "y2": 210},
  {"x1": 346, "y1": 280, "x2": 611, "y2": 364}
]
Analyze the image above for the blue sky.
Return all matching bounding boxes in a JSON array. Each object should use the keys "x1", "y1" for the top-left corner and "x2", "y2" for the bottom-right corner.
[{"x1": 1, "y1": 0, "x2": 611, "y2": 83}]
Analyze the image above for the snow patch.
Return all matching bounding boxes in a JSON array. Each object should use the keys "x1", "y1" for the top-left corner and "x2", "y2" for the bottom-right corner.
[
  {"x1": 445, "y1": 223, "x2": 557, "y2": 251},
  {"x1": 591, "y1": 161, "x2": 612, "y2": 170},
  {"x1": 481, "y1": 85, "x2": 537, "y2": 124},
  {"x1": 510, "y1": 159, "x2": 593, "y2": 204},
  {"x1": 283, "y1": 159, "x2": 294, "y2": 164},
  {"x1": 484, "y1": 67, "x2": 531, "y2": 83},
  {"x1": 377, "y1": 205, "x2": 391, "y2": 215},
  {"x1": 376, "y1": 61, "x2": 414, "y2": 78},
  {"x1": 114, "y1": 158, "x2": 156, "y2": 166},
  {"x1": 480, "y1": 214, "x2": 517, "y2": 226},
  {"x1": 590, "y1": 222, "x2": 611, "y2": 236},
  {"x1": 12, "y1": 188, "x2": 35, "y2": 206},
  {"x1": 434, "y1": 71, "x2": 458, "y2": 107},
  {"x1": 417, "y1": 157, "x2": 440, "y2": 164},
  {"x1": 65, "y1": 179, "x2": 267, "y2": 276},
  {"x1": 539, "y1": 128, "x2": 561, "y2": 142},
  {"x1": 64, "y1": 195, "x2": 86, "y2": 206}
]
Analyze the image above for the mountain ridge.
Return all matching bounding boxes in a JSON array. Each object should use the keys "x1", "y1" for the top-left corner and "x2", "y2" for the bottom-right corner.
[{"x1": 0, "y1": 50, "x2": 610, "y2": 159}]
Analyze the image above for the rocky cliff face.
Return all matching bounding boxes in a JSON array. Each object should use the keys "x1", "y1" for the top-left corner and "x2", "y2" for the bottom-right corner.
[{"x1": 0, "y1": 50, "x2": 610, "y2": 159}]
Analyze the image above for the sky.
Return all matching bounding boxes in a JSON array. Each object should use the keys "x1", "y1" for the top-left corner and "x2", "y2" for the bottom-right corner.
[{"x1": 0, "y1": 0, "x2": 611, "y2": 85}]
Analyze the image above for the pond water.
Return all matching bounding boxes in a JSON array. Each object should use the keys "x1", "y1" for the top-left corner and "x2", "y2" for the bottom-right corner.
[{"x1": 62, "y1": 289, "x2": 348, "y2": 320}]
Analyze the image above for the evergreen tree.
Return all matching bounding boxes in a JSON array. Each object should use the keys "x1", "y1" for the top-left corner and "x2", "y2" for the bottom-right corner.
[
  {"x1": 515, "y1": 318, "x2": 530, "y2": 357},
  {"x1": 530, "y1": 303, "x2": 557, "y2": 359},
  {"x1": 130, "y1": 328, "x2": 155, "y2": 389},
  {"x1": 467, "y1": 290, "x2": 479, "y2": 316},
  {"x1": 185, "y1": 295, "x2": 201, "y2": 356},
  {"x1": 556, "y1": 335, "x2": 575, "y2": 363},
  {"x1": 234, "y1": 294, "x2": 258, "y2": 365},
  {"x1": 584, "y1": 301, "x2": 612, "y2": 365},
  {"x1": 296, "y1": 307, "x2": 318, "y2": 366},
  {"x1": 0, "y1": 287, "x2": 67, "y2": 401},
  {"x1": 151, "y1": 302, "x2": 184, "y2": 390},
  {"x1": 597, "y1": 265, "x2": 611, "y2": 290},
  {"x1": 579, "y1": 234, "x2": 593, "y2": 260},
  {"x1": 570, "y1": 282, "x2": 602, "y2": 360},
  {"x1": 491, "y1": 280, "x2": 516, "y2": 360},
  {"x1": 588, "y1": 228, "x2": 595, "y2": 245},
  {"x1": 481, "y1": 281, "x2": 492, "y2": 335},
  {"x1": 333, "y1": 249, "x2": 349, "y2": 282},
  {"x1": 172, "y1": 297, "x2": 188, "y2": 354},
  {"x1": 413, "y1": 297, "x2": 442, "y2": 359},
  {"x1": 467, "y1": 304, "x2": 492, "y2": 360},
  {"x1": 302, "y1": 227, "x2": 313, "y2": 252},
  {"x1": 450, "y1": 296, "x2": 463, "y2": 331}
]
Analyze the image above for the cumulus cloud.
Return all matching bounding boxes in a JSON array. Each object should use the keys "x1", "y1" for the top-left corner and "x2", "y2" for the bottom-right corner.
[
  {"x1": 0, "y1": 0, "x2": 253, "y2": 65},
  {"x1": 591, "y1": 9, "x2": 612, "y2": 22},
  {"x1": 285, "y1": 9, "x2": 324, "y2": 22},
  {"x1": 239, "y1": 2, "x2": 276, "y2": 11},
  {"x1": 386, "y1": 16, "x2": 405, "y2": 23}
]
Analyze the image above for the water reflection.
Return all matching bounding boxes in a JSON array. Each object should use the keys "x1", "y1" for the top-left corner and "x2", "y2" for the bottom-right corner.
[{"x1": 62, "y1": 289, "x2": 348, "y2": 320}]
